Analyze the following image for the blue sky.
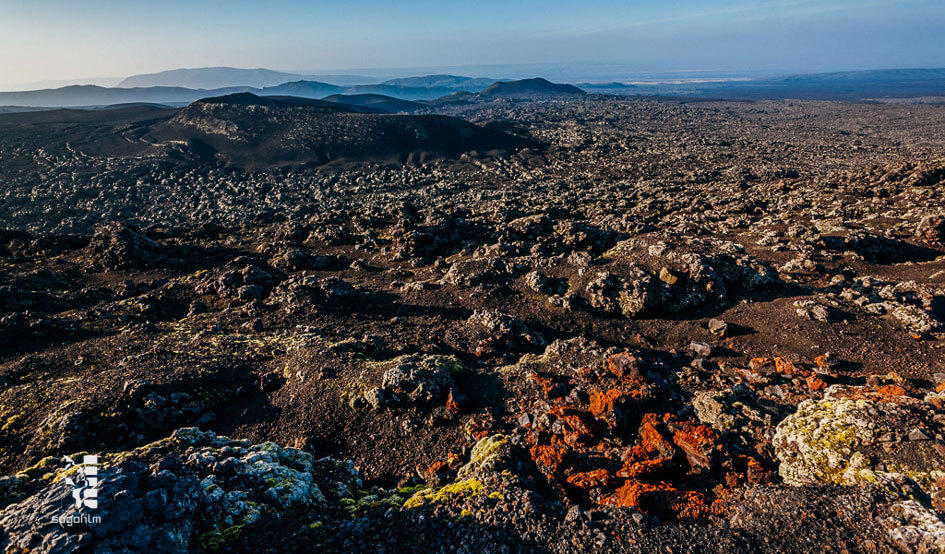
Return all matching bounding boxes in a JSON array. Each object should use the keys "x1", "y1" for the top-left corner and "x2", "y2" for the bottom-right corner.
[{"x1": 1, "y1": 0, "x2": 943, "y2": 86}]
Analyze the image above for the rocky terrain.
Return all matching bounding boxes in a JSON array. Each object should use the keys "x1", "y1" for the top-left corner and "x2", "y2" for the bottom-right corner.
[{"x1": 0, "y1": 93, "x2": 945, "y2": 552}]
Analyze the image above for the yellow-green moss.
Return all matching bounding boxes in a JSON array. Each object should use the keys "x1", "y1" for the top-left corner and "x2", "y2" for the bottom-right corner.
[
  {"x1": 198, "y1": 524, "x2": 244, "y2": 551},
  {"x1": 1, "y1": 414, "x2": 23, "y2": 433},
  {"x1": 403, "y1": 478, "x2": 485, "y2": 509},
  {"x1": 470, "y1": 435, "x2": 509, "y2": 465}
]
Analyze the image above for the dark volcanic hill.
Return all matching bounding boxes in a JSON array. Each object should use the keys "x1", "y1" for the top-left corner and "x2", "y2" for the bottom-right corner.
[
  {"x1": 322, "y1": 93, "x2": 425, "y2": 113},
  {"x1": 0, "y1": 93, "x2": 536, "y2": 170},
  {"x1": 146, "y1": 93, "x2": 536, "y2": 167},
  {"x1": 479, "y1": 77, "x2": 587, "y2": 98}
]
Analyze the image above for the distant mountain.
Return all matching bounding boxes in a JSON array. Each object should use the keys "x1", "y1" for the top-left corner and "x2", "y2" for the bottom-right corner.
[
  {"x1": 771, "y1": 67, "x2": 945, "y2": 84},
  {"x1": 322, "y1": 94, "x2": 425, "y2": 113},
  {"x1": 344, "y1": 84, "x2": 455, "y2": 100},
  {"x1": 119, "y1": 67, "x2": 306, "y2": 89},
  {"x1": 306, "y1": 74, "x2": 388, "y2": 86},
  {"x1": 187, "y1": 92, "x2": 353, "y2": 110},
  {"x1": 381, "y1": 75, "x2": 499, "y2": 91},
  {"x1": 0, "y1": 106, "x2": 58, "y2": 114},
  {"x1": 344, "y1": 75, "x2": 501, "y2": 100},
  {"x1": 9, "y1": 68, "x2": 942, "y2": 109},
  {"x1": 0, "y1": 75, "x2": 584, "y2": 108},
  {"x1": 479, "y1": 78, "x2": 587, "y2": 98},
  {"x1": 0, "y1": 85, "x2": 253, "y2": 108},
  {"x1": 1, "y1": 77, "x2": 124, "y2": 91},
  {"x1": 258, "y1": 80, "x2": 343, "y2": 98},
  {"x1": 100, "y1": 102, "x2": 176, "y2": 110}
]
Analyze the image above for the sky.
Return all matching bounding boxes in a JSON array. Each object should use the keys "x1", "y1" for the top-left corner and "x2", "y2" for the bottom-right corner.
[{"x1": 1, "y1": 0, "x2": 944, "y2": 87}]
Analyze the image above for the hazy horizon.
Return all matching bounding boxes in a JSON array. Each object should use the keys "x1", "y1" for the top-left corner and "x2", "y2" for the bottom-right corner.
[{"x1": 2, "y1": 0, "x2": 944, "y2": 89}]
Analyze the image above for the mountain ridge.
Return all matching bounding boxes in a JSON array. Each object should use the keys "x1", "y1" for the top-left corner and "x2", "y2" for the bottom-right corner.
[
  {"x1": 3, "y1": 68, "x2": 945, "y2": 108},
  {"x1": 119, "y1": 67, "x2": 306, "y2": 89}
]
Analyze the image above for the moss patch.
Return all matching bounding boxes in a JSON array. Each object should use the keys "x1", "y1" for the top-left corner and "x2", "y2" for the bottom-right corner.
[{"x1": 403, "y1": 478, "x2": 485, "y2": 509}]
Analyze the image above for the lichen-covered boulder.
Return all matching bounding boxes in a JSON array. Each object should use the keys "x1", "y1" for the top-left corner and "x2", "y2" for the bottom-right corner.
[
  {"x1": 0, "y1": 428, "x2": 362, "y2": 553},
  {"x1": 403, "y1": 434, "x2": 521, "y2": 511},
  {"x1": 439, "y1": 257, "x2": 521, "y2": 287},
  {"x1": 590, "y1": 236, "x2": 778, "y2": 318},
  {"x1": 86, "y1": 222, "x2": 166, "y2": 271},
  {"x1": 458, "y1": 434, "x2": 515, "y2": 480},
  {"x1": 693, "y1": 385, "x2": 783, "y2": 456},
  {"x1": 773, "y1": 388, "x2": 945, "y2": 492},
  {"x1": 886, "y1": 500, "x2": 945, "y2": 553},
  {"x1": 363, "y1": 355, "x2": 465, "y2": 409}
]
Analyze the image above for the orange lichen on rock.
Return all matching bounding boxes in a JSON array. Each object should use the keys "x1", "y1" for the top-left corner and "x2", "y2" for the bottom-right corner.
[
  {"x1": 550, "y1": 406, "x2": 598, "y2": 446},
  {"x1": 773, "y1": 357, "x2": 800, "y2": 375},
  {"x1": 464, "y1": 416, "x2": 493, "y2": 440},
  {"x1": 421, "y1": 460, "x2": 453, "y2": 485},
  {"x1": 669, "y1": 491, "x2": 725, "y2": 521},
  {"x1": 814, "y1": 354, "x2": 838, "y2": 370},
  {"x1": 670, "y1": 420, "x2": 719, "y2": 470},
  {"x1": 749, "y1": 357, "x2": 772, "y2": 370},
  {"x1": 531, "y1": 372, "x2": 566, "y2": 398},
  {"x1": 639, "y1": 414, "x2": 676, "y2": 460},
  {"x1": 745, "y1": 455, "x2": 770, "y2": 484},
  {"x1": 530, "y1": 444, "x2": 569, "y2": 475},
  {"x1": 606, "y1": 352, "x2": 645, "y2": 384},
  {"x1": 806, "y1": 374, "x2": 827, "y2": 391},
  {"x1": 606, "y1": 482, "x2": 721, "y2": 521},
  {"x1": 577, "y1": 366, "x2": 598, "y2": 382},
  {"x1": 518, "y1": 352, "x2": 743, "y2": 524},
  {"x1": 605, "y1": 480, "x2": 675, "y2": 510},
  {"x1": 426, "y1": 461, "x2": 446, "y2": 474},
  {"x1": 566, "y1": 469, "x2": 611, "y2": 490},
  {"x1": 618, "y1": 444, "x2": 671, "y2": 479},
  {"x1": 878, "y1": 384, "x2": 906, "y2": 397},
  {"x1": 589, "y1": 389, "x2": 624, "y2": 418}
]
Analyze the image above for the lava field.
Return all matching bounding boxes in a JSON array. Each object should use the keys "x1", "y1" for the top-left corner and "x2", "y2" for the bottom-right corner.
[{"x1": 1, "y1": 95, "x2": 944, "y2": 552}]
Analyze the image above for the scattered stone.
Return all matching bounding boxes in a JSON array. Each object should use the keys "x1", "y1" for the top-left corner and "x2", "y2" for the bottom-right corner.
[
  {"x1": 689, "y1": 341, "x2": 715, "y2": 358},
  {"x1": 916, "y1": 215, "x2": 945, "y2": 244},
  {"x1": 794, "y1": 299, "x2": 835, "y2": 323},
  {"x1": 658, "y1": 267, "x2": 678, "y2": 285},
  {"x1": 707, "y1": 319, "x2": 728, "y2": 337}
]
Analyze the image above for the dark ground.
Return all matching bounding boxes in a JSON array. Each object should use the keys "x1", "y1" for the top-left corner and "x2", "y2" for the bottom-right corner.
[{"x1": 0, "y1": 96, "x2": 944, "y2": 552}]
